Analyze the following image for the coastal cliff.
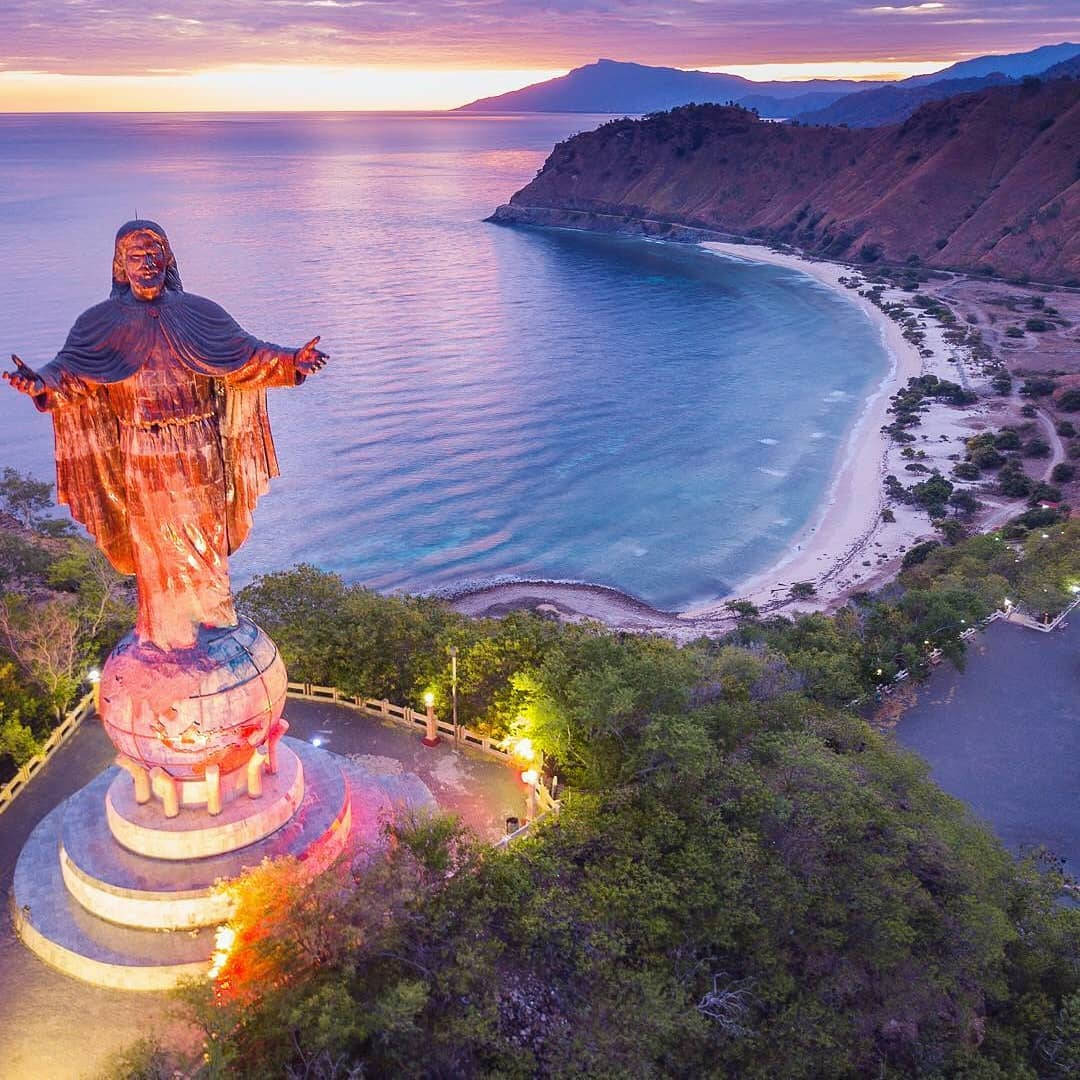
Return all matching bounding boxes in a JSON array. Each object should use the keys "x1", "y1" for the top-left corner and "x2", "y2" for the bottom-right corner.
[{"x1": 491, "y1": 78, "x2": 1080, "y2": 283}]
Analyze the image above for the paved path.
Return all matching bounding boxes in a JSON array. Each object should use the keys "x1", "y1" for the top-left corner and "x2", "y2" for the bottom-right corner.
[
  {"x1": 0, "y1": 703, "x2": 528, "y2": 1078},
  {"x1": 894, "y1": 617, "x2": 1080, "y2": 880},
  {"x1": 284, "y1": 698, "x2": 529, "y2": 842},
  {"x1": 0, "y1": 720, "x2": 190, "y2": 1080}
]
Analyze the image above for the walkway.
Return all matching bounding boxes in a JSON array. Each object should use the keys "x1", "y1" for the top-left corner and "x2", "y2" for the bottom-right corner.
[
  {"x1": 0, "y1": 704, "x2": 528, "y2": 1078},
  {"x1": 894, "y1": 617, "x2": 1080, "y2": 880}
]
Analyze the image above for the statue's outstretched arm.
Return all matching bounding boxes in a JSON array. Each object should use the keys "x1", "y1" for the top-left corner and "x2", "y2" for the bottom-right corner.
[
  {"x1": 226, "y1": 335, "x2": 329, "y2": 390},
  {"x1": 2, "y1": 354, "x2": 91, "y2": 412}
]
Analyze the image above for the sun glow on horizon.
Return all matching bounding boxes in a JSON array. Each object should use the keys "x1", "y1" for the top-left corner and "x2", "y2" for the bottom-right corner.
[
  {"x1": 0, "y1": 54, "x2": 968, "y2": 112},
  {"x1": 0, "y1": 64, "x2": 567, "y2": 113}
]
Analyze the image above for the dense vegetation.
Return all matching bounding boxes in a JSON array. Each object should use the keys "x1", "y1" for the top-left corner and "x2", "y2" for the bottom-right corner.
[
  {"x1": 128, "y1": 518, "x2": 1080, "y2": 1079},
  {"x1": 2, "y1": 467, "x2": 1072, "y2": 1077},
  {"x1": 238, "y1": 516, "x2": 1080, "y2": 727},
  {"x1": 178, "y1": 698, "x2": 1080, "y2": 1079},
  {"x1": 0, "y1": 470, "x2": 131, "y2": 777}
]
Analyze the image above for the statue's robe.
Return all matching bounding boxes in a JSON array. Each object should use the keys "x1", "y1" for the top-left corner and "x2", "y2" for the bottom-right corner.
[{"x1": 34, "y1": 289, "x2": 303, "y2": 649}]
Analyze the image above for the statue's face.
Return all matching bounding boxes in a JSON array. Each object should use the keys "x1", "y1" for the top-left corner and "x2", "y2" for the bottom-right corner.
[{"x1": 122, "y1": 232, "x2": 167, "y2": 301}]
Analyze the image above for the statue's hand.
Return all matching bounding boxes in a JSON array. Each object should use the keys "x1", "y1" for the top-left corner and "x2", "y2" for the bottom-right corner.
[
  {"x1": 1, "y1": 355, "x2": 44, "y2": 397},
  {"x1": 295, "y1": 336, "x2": 329, "y2": 377}
]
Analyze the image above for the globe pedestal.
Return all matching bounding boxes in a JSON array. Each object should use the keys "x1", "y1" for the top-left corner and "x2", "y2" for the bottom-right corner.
[
  {"x1": 11, "y1": 619, "x2": 433, "y2": 990},
  {"x1": 100, "y1": 618, "x2": 289, "y2": 816}
]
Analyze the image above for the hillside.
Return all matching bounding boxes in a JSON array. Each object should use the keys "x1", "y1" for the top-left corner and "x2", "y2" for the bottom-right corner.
[
  {"x1": 904, "y1": 40, "x2": 1080, "y2": 85},
  {"x1": 796, "y1": 44, "x2": 1080, "y2": 128},
  {"x1": 1043, "y1": 53, "x2": 1080, "y2": 79},
  {"x1": 457, "y1": 58, "x2": 882, "y2": 117},
  {"x1": 490, "y1": 80, "x2": 1080, "y2": 284},
  {"x1": 796, "y1": 73, "x2": 1014, "y2": 128}
]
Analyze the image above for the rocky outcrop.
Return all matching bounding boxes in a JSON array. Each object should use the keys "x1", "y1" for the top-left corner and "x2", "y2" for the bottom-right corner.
[{"x1": 492, "y1": 80, "x2": 1080, "y2": 284}]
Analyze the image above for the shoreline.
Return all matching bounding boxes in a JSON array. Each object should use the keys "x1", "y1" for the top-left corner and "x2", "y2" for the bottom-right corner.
[
  {"x1": 681, "y1": 241, "x2": 929, "y2": 619},
  {"x1": 450, "y1": 238, "x2": 993, "y2": 631}
]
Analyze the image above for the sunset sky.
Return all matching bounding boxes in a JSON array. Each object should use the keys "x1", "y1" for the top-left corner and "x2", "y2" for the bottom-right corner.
[{"x1": 1, "y1": 0, "x2": 1078, "y2": 110}]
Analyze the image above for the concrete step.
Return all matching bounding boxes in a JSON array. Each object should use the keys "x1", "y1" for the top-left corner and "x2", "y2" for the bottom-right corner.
[{"x1": 60, "y1": 740, "x2": 350, "y2": 930}]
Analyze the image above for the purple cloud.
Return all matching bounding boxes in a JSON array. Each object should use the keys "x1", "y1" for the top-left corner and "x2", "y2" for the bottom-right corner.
[{"x1": 1, "y1": 0, "x2": 1077, "y2": 75}]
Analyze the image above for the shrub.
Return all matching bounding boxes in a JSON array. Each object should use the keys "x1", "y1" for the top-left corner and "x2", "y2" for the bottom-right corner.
[
  {"x1": 952, "y1": 462, "x2": 980, "y2": 480},
  {"x1": 1057, "y1": 388, "x2": 1080, "y2": 411},
  {"x1": 935, "y1": 518, "x2": 968, "y2": 544},
  {"x1": 1021, "y1": 377, "x2": 1057, "y2": 397},
  {"x1": 909, "y1": 472, "x2": 954, "y2": 516},
  {"x1": 948, "y1": 490, "x2": 980, "y2": 517},
  {"x1": 1028, "y1": 482, "x2": 1062, "y2": 505},
  {"x1": 994, "y1": 429, "x2": 1021, "y2": 450},
  {"x1": 1025, "y1": 318, "x2": 1053, "y2": 332},
  {"x1": 725, "y1": 599, "x2": 759, "y2": 618},
  {"x1": 901, "y1": 540, "x2": 940, "y2": 568},
  {"x1": 1023, "y1": 438, "x2": 1052, "y2": 458},
  {"x1": 1056, "y1": 421, "x2": 1076, "y2": 438},
  {"x1": 1051, "y1": 463, "x2": 1076, "y2": 484},
  {"x1": 971, "y1": 446, "x2": 1005, "y2": 470},
  {"x1": 789, "y1": 581, "x2": 817, "y2": 600},
  {"x1": 1005, "y1": 326, "x2": 1025, "y2": 338},
  {"x1": 999, "y1": 464, "x2": 1033, "y2": 498}
]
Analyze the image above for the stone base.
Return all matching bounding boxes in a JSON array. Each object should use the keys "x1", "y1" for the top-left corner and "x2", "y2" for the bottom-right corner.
[
  {"x1": 61, "y1": 742, "x2": 346, "y2": 930},
  {"x1": 11, "y1": 738, "x2": 432, "y2": 991},
  {"x1": 106, "y1": 743, "x2": 306, "y2": 861}
]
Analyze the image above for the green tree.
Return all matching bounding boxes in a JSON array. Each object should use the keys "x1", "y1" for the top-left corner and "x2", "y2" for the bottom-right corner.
[{"x1": 0, "y1": 467, "x2": 53, "y2": 528}]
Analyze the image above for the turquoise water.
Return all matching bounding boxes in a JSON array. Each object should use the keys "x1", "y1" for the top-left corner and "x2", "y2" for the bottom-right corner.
[{"x1": 0, "y1": 113, "x2": 888, "y2": 610}]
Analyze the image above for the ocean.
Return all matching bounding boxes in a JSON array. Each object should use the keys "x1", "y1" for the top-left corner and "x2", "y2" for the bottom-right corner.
[{"x1": 0, "y1": 112, "x2": 889, "y2": 610}]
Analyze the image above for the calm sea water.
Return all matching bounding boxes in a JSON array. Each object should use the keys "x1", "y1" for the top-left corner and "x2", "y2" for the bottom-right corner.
[{"x1": 0, "y1": 113, "x2": 888, "y2": 610}]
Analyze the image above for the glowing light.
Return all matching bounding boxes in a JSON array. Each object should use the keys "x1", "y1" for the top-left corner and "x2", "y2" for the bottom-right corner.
[
  {"x1": 311, "y1": 736, "x2": 324, "y2": 748},
  {"x1": 513, "y1": 737, "x2": 535, "y2": 763},
  {"x1": 0, "y1": 64, "x2": 566, "y2": 113},
  {"x1": 1070, "y1": 585, "x2": 1079, "y2": 594},
  {"x1": 209, "y1": 924, "x2": 236, "y2": 979},
  {"x1": 521, "y1": 768, "x2": 539, "y2": 786},
  {"x1": 423, "y1": 692, "x2": 435, "y2": 708},
  {"x1": 87, "y1": 667, "x2": 101, "y2": 685}
]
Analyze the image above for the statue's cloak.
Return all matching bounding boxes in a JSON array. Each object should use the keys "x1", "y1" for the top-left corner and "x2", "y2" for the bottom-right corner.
[{"x1": 35, "y1": 291, "x2": 285, "y2": 575}]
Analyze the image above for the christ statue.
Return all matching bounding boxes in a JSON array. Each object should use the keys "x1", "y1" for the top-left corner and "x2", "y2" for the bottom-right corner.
[{"x1": 3, "y1": 219, "x2": 328, "y2": 652}]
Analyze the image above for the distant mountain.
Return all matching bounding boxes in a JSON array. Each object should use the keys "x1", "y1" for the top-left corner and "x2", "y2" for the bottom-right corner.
[
  {"x1": 795, "y1": 43, "x2": 1080, "y2": 128},
  {"x1": 458, "y1": 48, "x2": 1080, "y2": 119},
  {"x1": 490, "y1": 80, "x2": 1080, "y2": 284},
  {"x1": 456, "y1": 59, "x2": 883, "y2": 117},
  {"x1": 1043, "y1": 53, "x2": 1080, "y2": 80},
  {"x1": 795, "y1": 73, "x2": 1014, "y2": 128},
  {"x1": 905, "y1": 42, "x2": 1080, "y2": 85}
]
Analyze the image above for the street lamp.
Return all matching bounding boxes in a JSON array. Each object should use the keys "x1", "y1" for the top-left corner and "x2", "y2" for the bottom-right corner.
[
  {"x1": 448, "y1": 645, "x2": 458, "y2": 734},
  {"x1": 521, "y1": 767, "x2": 539, "y2": 821},
  {"x1": 422, "y1": 691, "x2": 439, "y2": 747}
]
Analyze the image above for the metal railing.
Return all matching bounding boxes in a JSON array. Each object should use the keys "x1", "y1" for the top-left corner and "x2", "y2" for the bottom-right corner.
[{"x1": 0, "y1": 690, "x2": 95, "y2": 816}]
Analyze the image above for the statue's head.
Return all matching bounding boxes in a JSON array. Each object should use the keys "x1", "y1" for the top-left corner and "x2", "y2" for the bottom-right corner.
[{"x1": 111, "y1": 220, "x2": 183, "y2": 301}]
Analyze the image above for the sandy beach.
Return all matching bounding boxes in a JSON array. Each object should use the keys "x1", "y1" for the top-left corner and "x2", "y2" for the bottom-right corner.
[{"x1": 451, "y1": 239, "x2": 1004, "y2": 634}]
